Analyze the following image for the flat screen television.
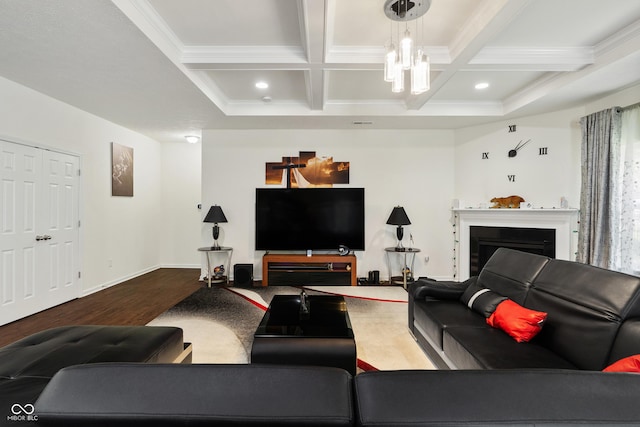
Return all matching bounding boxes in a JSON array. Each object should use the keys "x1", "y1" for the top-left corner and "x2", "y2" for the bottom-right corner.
[{"x1": 255, "y1": 188, "x2": 365, "y2": 251}]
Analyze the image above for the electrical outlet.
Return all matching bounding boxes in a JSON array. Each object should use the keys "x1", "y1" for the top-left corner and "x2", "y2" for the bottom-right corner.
[{"x1": 424, "y1": 256, "x2": 430, "y2": 263}]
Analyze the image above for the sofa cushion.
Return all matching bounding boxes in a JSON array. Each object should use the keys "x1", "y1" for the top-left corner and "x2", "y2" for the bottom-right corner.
[
  {"x1": 35, "y1": 364, "x2": 354, "y2": 426},
  {"x1": 477, "y1": 248, "x2": 550, "y2": 305},
  {"x1": 608, "y1": 319, "x2": 640, "y2": 365},
  {"x1": 460, "y1": 280, "x2": 507, "y2": 317},
  {"x1": 355, "y1": 369, "x2": 640, "y2": 426},
  {"x1": 443, "y1": 326, "x2": 576, "y2": 369},
  {"x1": 412, "y1": 299, "x2": 486, "y2": 351},
  {"x1": 526, "y1": 259, "x2": 640, "y2": 370},
  {"x1": 486, "y1": 299, "x2": 547, "y2": 342}
]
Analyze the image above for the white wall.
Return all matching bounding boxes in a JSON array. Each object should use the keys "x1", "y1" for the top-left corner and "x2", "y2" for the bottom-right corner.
[
  {"x1": 0, "y1": 76, "x2": 165, "y2": 295},
  {"x1": 584, "y1": 83, "x2": 640, "y2": 115},
  {"x1": 454, "y1": 108, "x2": 584, "y2": 210},
  {"x1": 160, "y1": 141, "x2": 202, "y2": 268},
  {"x1": 201, "y1": 129, "x2": 456, "y2": 281}
]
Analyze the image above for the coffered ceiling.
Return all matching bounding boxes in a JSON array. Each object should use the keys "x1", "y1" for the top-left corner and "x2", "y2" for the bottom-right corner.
[{"x1": 0, "y1": 0, "x2": 639, "y2": 143}]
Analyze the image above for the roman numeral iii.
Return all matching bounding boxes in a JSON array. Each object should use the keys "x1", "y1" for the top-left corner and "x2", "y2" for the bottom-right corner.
[{"x1": 539, "y1": 147, "x2": 548, "y2": 155}]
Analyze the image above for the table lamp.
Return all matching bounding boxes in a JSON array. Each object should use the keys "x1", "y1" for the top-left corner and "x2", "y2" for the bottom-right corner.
[
  {"x1": 204, "y1": 205, "x2": 228, "y2": 249},
  {"x1": 386, "y1": 206, "x2": 411, "y2": 248}
]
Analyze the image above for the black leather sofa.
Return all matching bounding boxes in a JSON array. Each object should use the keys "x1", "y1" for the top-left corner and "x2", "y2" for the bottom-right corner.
[
  {"x1": 0, "y1": 325, "x2": 187, "y2": 426},
  {"x1": 34, "y1": 363, "x2": 640, "y2": 426},
  {"x1": 409, "y1": 247, "x2": 640, "y2": 370}
]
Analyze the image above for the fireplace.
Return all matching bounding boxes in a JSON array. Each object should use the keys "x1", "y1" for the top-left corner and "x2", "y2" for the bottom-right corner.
[
  {"x1": 454, "y1": 208, "x2": 578, "y2": 280},
  {"x1": 469, "y1": 226, "x2": 556, "y2": 276}
]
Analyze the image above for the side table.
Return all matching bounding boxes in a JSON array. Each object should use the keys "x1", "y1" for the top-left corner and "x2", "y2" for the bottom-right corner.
[
  {"x1": 198, "y1": 246, "x2": 233, "y2": 287},
  {"x1": 384, "y1": 247, "x2": 421, "y2": 290}
]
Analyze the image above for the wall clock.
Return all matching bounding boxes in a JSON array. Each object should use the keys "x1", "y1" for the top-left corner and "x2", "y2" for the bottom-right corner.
[{"x1": 479, "y1": 125, "x2": 550, "y2": 182}]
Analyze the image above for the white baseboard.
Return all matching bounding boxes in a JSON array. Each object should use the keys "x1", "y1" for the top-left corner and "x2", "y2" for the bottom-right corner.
[{"x1": 81, "y1": 265, "x2": 160, "y2": 297}]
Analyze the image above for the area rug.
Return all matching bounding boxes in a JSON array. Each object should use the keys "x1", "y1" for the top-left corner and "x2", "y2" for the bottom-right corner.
[{"x1": 147, "y1": 285, "x2": 434, "y2": 371}]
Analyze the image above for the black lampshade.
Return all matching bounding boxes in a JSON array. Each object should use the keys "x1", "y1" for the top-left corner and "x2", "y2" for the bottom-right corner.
[
  {"x1": 386, "y1": 206, "x2": 411, "y2": 226},
  {"x1": 203, "y1": 205, "x2": 228, "y2": 224}
]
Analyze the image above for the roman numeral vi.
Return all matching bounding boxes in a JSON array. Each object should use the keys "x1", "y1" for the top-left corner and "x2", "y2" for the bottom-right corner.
[{"x1": 508, "y1": 175, "x2": 516, "y2": 182}]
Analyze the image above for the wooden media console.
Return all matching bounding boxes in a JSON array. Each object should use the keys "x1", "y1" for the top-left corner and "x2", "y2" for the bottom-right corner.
[{"x1": 262, "y1": 253, "x2": 357, "y2": 286}]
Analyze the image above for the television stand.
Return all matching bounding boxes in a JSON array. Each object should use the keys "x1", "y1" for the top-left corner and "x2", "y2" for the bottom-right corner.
[{"x1": 262, "y1": 253, "x2": 357, "y2": 286}]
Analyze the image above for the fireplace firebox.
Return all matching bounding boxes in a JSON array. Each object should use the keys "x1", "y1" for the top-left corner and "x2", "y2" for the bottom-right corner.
[{"x1": 470, "y1": 226, "x2": 556, "y2": 276}]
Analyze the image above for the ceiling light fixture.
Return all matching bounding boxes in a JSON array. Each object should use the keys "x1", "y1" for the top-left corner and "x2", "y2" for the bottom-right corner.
[
  {"x1": 475, "y1": 82, "x2": 490, "y2": 90},
  {"x1": 255, "y1": 81, "x2": 269, "y2": 89},
  {"x1": 185, "y1": 135, "x2": 200, "y2": 144},
  {"x1": 383, "y1": 0, "x2": 431, "y2": 95}
]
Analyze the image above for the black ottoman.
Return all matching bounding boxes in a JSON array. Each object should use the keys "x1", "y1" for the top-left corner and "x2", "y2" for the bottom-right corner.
[{"x1": 0, "y1": 325, "x2": 187, "y2": 426}]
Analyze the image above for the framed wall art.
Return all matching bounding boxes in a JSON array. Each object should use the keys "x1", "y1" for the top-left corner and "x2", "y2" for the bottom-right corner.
[{"x1": 111, "y1": 142, "x2": 133, "y2": 197}]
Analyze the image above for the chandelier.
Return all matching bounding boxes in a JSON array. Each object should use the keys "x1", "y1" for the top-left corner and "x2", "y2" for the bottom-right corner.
[{"x1": 383, "y1": 0, "x2": 431, "y2": 94}]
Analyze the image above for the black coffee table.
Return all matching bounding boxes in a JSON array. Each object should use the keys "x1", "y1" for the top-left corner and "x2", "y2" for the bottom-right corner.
[{"x1": 251, "y1": 294, "x2": 357, "y2": 375}]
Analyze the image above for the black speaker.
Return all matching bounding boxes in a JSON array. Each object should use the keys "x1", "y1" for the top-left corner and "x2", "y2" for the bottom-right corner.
[{"x1": 233, "y1": 264, "x2": 253, "y2": 287}]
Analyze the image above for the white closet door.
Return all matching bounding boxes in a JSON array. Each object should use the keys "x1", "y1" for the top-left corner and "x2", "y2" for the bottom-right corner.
[
  {"x1": 0, "y1": 141, "x2": 80, "y2": 325},
  {"x1": 38, "y1": 150, "x2": 80, "y2": 309}
]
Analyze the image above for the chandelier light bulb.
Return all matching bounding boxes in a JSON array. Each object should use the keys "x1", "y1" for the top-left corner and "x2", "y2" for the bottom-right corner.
[
  {"x1": 400, "y1": 29, "x2": 413, "y2": 70},
  {"x1": 411, "y1": 51, "x2": 430, "y2": 94},
  {"x1": 392, "y1": 62, "x2": 404, "y2": 93},
  {"x1": 384, "y1": 44, "x2": 396, "y2": 82}
]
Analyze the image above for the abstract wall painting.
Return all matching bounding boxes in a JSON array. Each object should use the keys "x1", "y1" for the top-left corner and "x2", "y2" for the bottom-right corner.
[{"x1": 265, "y1": 151, "x2": 349, "y2": 188}]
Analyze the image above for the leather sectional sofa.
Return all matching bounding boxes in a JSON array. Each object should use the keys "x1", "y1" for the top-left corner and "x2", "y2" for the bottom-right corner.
[
  {"x1": 409, "y1": 247, "x2": 640, "y2": 370},
  {"x1": 33, "y1": 363, "x2": 640, "y2": 426}
]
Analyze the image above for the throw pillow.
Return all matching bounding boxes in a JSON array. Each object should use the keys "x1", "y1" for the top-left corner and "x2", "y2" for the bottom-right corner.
[
  {"x1": 460, "y1": 281, "x2": 507, "y2": 317},
  {"x1": 603, "y1": 355, "x2": 640, "y2": 373},
  {"x1": 486, "y1": 299, "x2": 547, "y2": 342}
]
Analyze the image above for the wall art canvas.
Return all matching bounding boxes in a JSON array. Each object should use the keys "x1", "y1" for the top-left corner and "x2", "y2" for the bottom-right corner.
[
  {"x1": 111, "y1": 142, "x2": 133, "y2": 196},
  {"x1": 265, "y1": 151, "x2": 349, "y2": 188}
]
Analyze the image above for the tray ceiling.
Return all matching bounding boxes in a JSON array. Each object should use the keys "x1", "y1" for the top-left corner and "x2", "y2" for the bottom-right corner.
[{"x1": 0, "y1": 0, "x2": 638, "y2": 142}]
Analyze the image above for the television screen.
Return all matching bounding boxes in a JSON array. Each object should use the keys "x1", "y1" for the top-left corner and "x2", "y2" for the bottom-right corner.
[{"x1": 255, "y1": 188, "x2": 365, "y2": 251}]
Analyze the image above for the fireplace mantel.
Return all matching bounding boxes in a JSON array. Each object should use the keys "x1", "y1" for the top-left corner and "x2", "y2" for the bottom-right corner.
[{"x1": 453, "y1": 208, "x2": 579, "y2": 280}]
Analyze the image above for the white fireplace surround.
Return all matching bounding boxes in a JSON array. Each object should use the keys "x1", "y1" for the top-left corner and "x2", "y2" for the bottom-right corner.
[{"x1": 454, "y1": 208, "x2": 580, "y2": 280}]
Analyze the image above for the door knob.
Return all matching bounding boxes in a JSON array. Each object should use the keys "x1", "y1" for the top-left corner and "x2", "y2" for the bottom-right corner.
[
  {"x1": 44, "y1": 235, "x2": 52, "y2": 240},
  {"x1": 35, "y1": 235, "x2": 44, "y2": 241}
]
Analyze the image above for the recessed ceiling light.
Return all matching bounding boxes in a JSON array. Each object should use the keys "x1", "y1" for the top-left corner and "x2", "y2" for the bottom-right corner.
[
  {"x1": 185, "y1": 135, "x2": 200, "y2": 144},
  {"x1": 475, "y1": 82, "x2": 489, "y2": 90},
  {"x1": 255, "y1": 81, "x2": 269, "y2": 89}
]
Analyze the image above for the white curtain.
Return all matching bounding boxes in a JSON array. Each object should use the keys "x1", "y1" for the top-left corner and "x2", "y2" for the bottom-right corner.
[{"x1": 612, "y1": 105, "x2": 640, "y2": 274}]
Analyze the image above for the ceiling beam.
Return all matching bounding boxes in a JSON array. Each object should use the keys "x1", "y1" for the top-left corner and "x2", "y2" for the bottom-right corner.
[
  {"x1": 405, "y1": 0, "x2": 533, "y2": 110},
  {"x1": 300, "y1": 0, "x2": 327, "y2": 110}
]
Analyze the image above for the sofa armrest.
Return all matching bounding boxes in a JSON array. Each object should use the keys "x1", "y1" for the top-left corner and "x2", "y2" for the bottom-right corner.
[{"x1": 409, "y1": 276, "x2": 477, "y2": 300}]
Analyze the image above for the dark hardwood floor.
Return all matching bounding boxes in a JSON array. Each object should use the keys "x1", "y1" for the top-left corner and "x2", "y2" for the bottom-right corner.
[{"x1": 0, "y1": 268, "x2": 204, "y2": 347}]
